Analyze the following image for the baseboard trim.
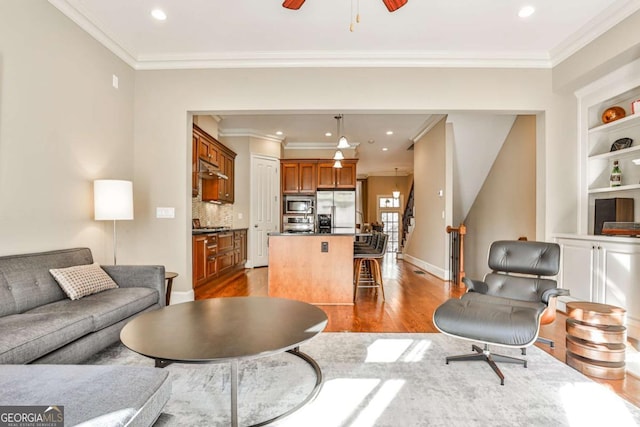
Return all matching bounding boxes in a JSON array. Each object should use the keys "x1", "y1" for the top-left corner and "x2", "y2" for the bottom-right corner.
[
  {"x1": 169, "y1": 290, "x2": 195, "y2": 305},
  {"x1": 402, "y1": 254, "x2": 447, "y2": 280}
]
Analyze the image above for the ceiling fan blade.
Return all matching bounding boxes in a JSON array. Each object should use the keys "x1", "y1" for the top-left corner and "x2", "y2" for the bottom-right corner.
[
  {"x1": 382, "y1": 0, "x2": 408, "y2": 12},
  {"x1": 282, "y1": 0, "x2": 306, "y2": 10}
]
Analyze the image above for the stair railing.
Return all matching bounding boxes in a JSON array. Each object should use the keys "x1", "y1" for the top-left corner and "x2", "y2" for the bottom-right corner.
[{"x1": 446, "y1": 224, "x2": 466, "y2": 287}]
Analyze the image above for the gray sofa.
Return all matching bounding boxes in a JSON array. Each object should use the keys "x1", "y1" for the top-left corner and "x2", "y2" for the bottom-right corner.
[
  {"x1": 0, "y1": 247, "x2": 165, "y2": 364},
  {"x1": 0, "y1": 247, "x2": 171, "y2": 426}
]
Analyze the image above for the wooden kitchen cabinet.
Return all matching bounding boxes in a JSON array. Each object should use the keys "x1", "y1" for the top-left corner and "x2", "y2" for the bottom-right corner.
[
  {"x1": 192, "y1": 229, "x2": 248, "y2": 292},
  {"x1": 194, "y1": 124, "x2": 237, "y2": 204},
  {"x1": 281, "y1": 161, "x2": 317, "y2": 194},
  {"x1": 192, "y1": 134, "x2": 198, "y2": 197},
  {"x1": 193, "y1": 234, "x2": 218, "y2": 288},
  {"x1": 317, "y1": 160, "x2": 357, "y2": 189}
]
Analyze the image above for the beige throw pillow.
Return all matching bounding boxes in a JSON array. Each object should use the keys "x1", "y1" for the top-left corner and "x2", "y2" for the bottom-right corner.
[{"x1": 50, "y1": 263, "x2": 118, "y2": 300}]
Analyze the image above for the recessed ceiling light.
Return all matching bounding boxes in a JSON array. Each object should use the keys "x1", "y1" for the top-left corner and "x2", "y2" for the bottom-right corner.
[
  {"x1": 276, "y1": 131, "x2": 283, "y2": 136},
  {"x1": 151, "y1": 9, "x2": 167, "y2": 21},
  {"x1": 368, "y1": 139, "x2": 375, "y2": 144},
  {"x1": 386, "y1": 131, "x2": 393, "y2": 135},
  {"x1": 382, "y1": 147, "x2": 389, "y2": 151},
  {"x1": 518, "y1": 6, "x2": 535, "y2": 18},
  {"x1": 325, "y1": 132, "x2": 332, "y2": 137}
]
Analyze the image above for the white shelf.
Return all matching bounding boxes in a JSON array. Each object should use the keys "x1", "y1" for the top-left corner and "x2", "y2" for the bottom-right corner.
[
  {"x1": 589, "y1": 144, "x2": 640, "y2": 160},
  {"x1": 588, "y1": 112, "x2": 640, "y2": 134},
  {"x1": 588, "y1": 183, "x2": 640, "y2": 194}
]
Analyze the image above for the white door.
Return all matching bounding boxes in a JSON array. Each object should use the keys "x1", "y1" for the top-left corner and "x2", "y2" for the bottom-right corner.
[
  {"x1": 557, "y1": 238, "x2": 595, "y2": 302},
  {"x1": 250, "y1": 155, "x2": 280, "y2": 267}
]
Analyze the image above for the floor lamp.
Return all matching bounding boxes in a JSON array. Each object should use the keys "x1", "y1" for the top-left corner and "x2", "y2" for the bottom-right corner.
[{"x1": 94, "y1": 180, "x2": 134, "y2": 265}]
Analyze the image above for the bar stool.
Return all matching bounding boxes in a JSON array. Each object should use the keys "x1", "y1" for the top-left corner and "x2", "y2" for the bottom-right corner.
[{"x1": 353, "y1": 233, "x2": 388, "y2": 302}]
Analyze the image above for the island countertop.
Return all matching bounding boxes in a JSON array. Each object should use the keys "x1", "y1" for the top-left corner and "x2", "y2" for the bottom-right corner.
[{"x1": 268, "y1": 234, "x2": 355, "y2": 305}]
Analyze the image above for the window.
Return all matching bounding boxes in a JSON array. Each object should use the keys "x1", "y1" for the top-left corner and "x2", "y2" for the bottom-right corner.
[
  {"x1": 379, "y1": 197, "x2": 400, "y2": 208},
  {"x1": 380, "y1": 211, "x2": 399, "y2": 252},
  {"x1": 377, "y1": 195, "x2": 402, "y2": 253}
]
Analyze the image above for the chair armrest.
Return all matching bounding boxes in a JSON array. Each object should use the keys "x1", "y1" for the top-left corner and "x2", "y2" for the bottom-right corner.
[
  {"x1": 541, "y1": 288, "x2": 569, "y2": 304},
  {"x1": 462, "y1": 277, "x2": 488, "y2": 294},
  {"x1": 101, "y1": 265, "x2": 166, "y2": 307}
]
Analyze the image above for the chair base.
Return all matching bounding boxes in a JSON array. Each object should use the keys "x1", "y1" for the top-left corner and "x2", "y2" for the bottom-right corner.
[
  {"x1": 446, "y1": 344, "x2": 527, "y2": 386},
  {"x1": 521, "y1": 336, "x2": 554, "y2": 356}
]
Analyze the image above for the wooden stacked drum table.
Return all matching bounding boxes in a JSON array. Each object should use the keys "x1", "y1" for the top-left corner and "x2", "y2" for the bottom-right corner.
[{"x1": 565, "y1": 301, "x2": 627, "y2": 380}]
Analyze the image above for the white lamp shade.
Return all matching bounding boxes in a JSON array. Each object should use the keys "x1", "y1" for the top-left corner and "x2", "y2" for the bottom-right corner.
[
  {"x1": 392, "y1": 190, "x2": 401, "y2": 199},
  {"x1": 333, "y1": 160, "x2": 343, "y2": 168},
  {"x1": 94, "y1": 180, "x2": 134, "y2": 220},
  {"x1": 333, "y1": 150, "x2": 344, "y2": 160},
  {"x1": 336, "y1": 136, "x2": 350, "y2": 149}
]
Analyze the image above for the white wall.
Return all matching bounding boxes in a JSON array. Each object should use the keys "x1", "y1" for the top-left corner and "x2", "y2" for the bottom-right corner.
[
  {"x1": 0, "y1": 1, "x2": 135, "y2": 261},
  {"x1": 464, "y1": 116, "x2": 537, "y2": 279}
]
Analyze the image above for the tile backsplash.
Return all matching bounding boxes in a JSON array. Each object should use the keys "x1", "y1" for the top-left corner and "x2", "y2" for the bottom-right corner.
[{"x1": 192, "y1": 185, "x2": 233, "y2": 227}]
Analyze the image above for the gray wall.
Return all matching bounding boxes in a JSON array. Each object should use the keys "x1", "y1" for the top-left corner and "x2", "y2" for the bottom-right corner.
[{"x1": 0, "y1": 1, "x2": 135, "y2": 260}]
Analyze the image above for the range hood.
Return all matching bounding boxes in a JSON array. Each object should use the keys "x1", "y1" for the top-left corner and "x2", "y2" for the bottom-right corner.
[{"x1": 198, "y1": 158, "x2": 228, "y2": 180}]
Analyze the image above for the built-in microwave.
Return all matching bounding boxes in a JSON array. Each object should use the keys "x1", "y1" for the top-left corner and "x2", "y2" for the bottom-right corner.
[{"x1": 284, "y1": 196, "x2": 314, "y2": 214}]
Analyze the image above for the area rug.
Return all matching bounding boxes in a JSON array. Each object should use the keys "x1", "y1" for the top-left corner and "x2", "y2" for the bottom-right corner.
[{"x1": 85, "y1": 333, "x2": 640, "y2": 426}]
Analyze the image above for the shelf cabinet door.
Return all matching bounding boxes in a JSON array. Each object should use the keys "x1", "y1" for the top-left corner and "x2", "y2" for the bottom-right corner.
[
  {"x1": 192, "y1": 135, "x2": 198, "y2": 197},
  {"x1": 557, "y1": 238, "x2": 596, "y2": 302},
  {"x1": 336, "y1": 161, "x2": 356, "y2": 188},
  {"x1": 317, "y1": 162, "x2": 336, "y2": 188},
  {"x1": 298, "y1": 162, "x2": 317, "y2": 193},
  {"x1": 282, "y1": 163, "x2": 300, "y2": 194},
  {"x1": 192, "y1": 235, "x2": 208, "y2": 286}
]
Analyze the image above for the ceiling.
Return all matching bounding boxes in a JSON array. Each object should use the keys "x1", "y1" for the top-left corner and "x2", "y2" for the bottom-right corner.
[
  {"x1": 51, "y1": 0, "x2": 638, "y2": 69},
  {"x1": 49, "y1": 0, "x2": 640, "y2": 176}
]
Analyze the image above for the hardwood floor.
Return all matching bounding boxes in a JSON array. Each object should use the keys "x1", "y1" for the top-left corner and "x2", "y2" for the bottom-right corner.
[{"x1": 195, "y1": 253, "x2": 640, "y2": 408}]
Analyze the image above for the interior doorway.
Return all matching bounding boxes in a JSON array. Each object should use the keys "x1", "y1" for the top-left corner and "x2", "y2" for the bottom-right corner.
[{"x1": 377, "y1": 196, "x2": 402, "y2": 253}]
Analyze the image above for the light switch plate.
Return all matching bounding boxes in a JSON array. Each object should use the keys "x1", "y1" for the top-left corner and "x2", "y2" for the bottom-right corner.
[{"x1": 156, "y1": 207, "x2": 175, "y2": 219}]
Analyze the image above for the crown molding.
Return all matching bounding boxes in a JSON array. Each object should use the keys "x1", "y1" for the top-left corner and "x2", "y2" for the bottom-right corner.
[
  {"x1": 218, "y1": 128, "x2": 284, "y2": 143},
  {"x1": 283, "y1": 141, "x2": 360, "y2": 150},
  {"x1": 549, "y1": 0, "x2": 640, "y2": 67},
  {"x1": 48, "y1": 0, "x2": 137, "y2": 68},
  {"x1": 133, "y1": 51, "x2": 551, "y2": 70}
]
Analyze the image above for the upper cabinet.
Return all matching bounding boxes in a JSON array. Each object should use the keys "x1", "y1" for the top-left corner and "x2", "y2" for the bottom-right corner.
[
  {"x1": 193, "y1": 124, "x2": 237, "y2": 204},
  {"x1": 282, "y1": 161, "x2": 317, "y2": 194},
  {"x1": 282, "y1": 159, "x2": 357, "y2": 193},
  {"x1": 578, "y1": 68, "x2": 640, "y2": 234},
  {"x1": 317, "y1": 160, "x2": 357, "y2": 189}
]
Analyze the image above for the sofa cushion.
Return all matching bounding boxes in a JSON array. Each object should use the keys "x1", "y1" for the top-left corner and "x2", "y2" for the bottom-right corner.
[
  {"x1": 0, "y1": 248, "x2": 93, "y2": 315},
  {"x1": 0, "y1": 312, "x2": 94, "y2": 364},
  {"x1": 27, "y1": 287, "x2": 159, "y2": 331},
  {"x1": 0, "y1": 364, "x2": 171, "y2": 427},
  {"x1": 49, "y1": 263, "x2": 118, "y2": 300}
]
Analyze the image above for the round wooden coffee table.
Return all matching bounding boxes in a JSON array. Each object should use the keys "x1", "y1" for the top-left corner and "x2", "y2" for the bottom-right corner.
[{"x1": 120, "y1": 297, "x2": 328, "y2": 426}]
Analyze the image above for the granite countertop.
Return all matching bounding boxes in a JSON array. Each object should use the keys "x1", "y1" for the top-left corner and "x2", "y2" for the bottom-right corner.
[
  {"x1": 192, "y1": 227, "x2": 248, "y2": 235},
  {"x1": 269, "y1": 232, "x2": 364, "y2": 237}
]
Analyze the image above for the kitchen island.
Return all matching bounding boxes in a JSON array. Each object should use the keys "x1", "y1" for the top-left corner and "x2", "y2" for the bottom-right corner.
[{"x1": 268, "y1": 233, "x2": 355, "y2": 305}]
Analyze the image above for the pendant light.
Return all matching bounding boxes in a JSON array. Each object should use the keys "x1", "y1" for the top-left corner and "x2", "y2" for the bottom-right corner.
[
  {"x1": 334, "y1": 114, "x2": 349, "y2": 168},
  {"x1": 335, "y1": 115, "x2": 350, "y2": 149},
  {"x1": 392, "y1": 168, "x2": 400, "y2": 199}
]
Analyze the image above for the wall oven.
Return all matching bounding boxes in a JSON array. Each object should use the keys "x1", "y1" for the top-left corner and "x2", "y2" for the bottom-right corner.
[{"x1": 284, "y1": 196, "x2": 314, "y2": 215}]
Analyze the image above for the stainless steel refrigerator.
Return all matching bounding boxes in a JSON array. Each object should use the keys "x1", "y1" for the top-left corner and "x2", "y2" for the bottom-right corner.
[{"x1": 316, "y1": 190, "x2": 356, "y2": 233}]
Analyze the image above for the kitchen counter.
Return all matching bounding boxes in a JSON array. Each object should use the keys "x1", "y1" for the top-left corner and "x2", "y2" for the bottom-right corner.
[
  {"x1": 269, "y1": 231, "x2": 361, "y2": 237},
  {"x1": 192, "y1": 227, "x2": 247, "y2": 235},
  {"x1": 268, "y1": 234, "x2": 354, "y2": 305}
]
